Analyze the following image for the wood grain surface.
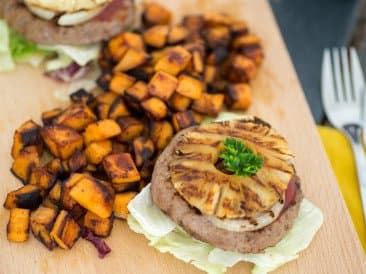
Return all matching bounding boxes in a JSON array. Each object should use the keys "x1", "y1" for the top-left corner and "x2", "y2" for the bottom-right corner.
[{"x1": 0, "y1": 1, "x2": 365, "y2": 273}]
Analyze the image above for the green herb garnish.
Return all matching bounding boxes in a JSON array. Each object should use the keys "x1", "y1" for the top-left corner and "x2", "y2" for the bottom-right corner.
[{"x1": 220, "y1": 137, "x2": 263, "y2": 177}]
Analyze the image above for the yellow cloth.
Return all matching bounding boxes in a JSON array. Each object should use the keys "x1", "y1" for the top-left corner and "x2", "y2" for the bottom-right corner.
[{"x1": 318, "y1": 126, "x2": 366, "y2": 251}]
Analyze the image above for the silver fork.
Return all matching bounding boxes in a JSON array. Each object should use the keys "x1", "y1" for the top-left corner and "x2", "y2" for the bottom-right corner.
[{"x1": 322, "y1": 47, "x2": 366, "y2": 223}]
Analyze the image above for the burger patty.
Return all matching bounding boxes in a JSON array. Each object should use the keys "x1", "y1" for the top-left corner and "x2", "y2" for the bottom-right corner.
[
  {"x1": 151, "y1": 127, "x2": 304, "y2": 254},
  {"x1": 1, "y1": 0, "x2": 135, "y2": 45}
]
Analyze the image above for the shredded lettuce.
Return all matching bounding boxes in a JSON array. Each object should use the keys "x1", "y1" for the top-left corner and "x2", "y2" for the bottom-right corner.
[{"x1": 127, "y1": 185, "x2": 323, "y2": 274}]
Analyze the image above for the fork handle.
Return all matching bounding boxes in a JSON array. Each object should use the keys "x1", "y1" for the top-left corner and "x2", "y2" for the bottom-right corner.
[{"x1": 343, "y1": 124, "x2": 366, "y2": 224}]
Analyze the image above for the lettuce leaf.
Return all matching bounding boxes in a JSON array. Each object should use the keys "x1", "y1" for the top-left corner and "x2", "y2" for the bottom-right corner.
[
  {"x1": 0, "y1": 20, "x2": 15, "y2": 71},
  {"x1": 127, "y1": 185, "x2": 323, "y2": 274}
]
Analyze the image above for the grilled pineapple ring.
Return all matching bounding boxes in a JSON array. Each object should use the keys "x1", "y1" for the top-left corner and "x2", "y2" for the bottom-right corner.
[{"x1": 170, "y1": 118, "x2": 295, "y2": 220}]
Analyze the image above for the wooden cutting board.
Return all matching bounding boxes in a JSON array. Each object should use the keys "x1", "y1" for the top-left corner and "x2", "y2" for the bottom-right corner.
[{"x1": 0, "y1": 1, "x2": 365, "y2": 273}]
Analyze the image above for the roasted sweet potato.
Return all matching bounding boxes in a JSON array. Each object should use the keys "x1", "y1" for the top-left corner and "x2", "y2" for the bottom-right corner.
[
  {"x1": 192, "y1": 93, "x2": 224, "y2": 116},
  {"x1": 97, "y1": 71, "x2": 113, "y2": 91},
  {"x1": 116, "y1": 117, "x2": 145, "y2": 142},
  {"x1": 84, "y1": 163, "x2": 98, "y2": 173},
  {"x1": 42, "y1": 108, "x2": 62, "y2": 126},
  {"x1": 31, "y1": 206, "x2": 58, "y2": 249},
  {"x1": 96, "y1": 92, "x2": 118, "y2": 105},
  {"x1": 97, "y1": 103, "x2": 111, "y2": 120},
  {"x1": 142, "y1": 2, "x2": 171, "y2": 27},
  {"x1": 111, "y1": 141, "x2": 129, "y2": 154},
  {"x1": 4, "y1": 185, "x2": 43, "y2": 210},
  {"x1": 68, "y1": 150, "x2": 87, "y2": 173},
  {"x1": 85, "y1": 140, "x2": 112, "y2": 165},
  {"x1": 83, "y1": 119, "x2": 121, "y2": 144},
  {"x1": 172, "y1": 110, "x2": 198, "y2": 131},
  {"x1": 44, "y1": 158, "x2": 66, "y2": 178},
  {"x1": 169, "y1": 92, "x2": 191, "y2": 112},
  {"x1": 84, "y1": 211, "x2": 113, "y2": 237},
  {"x1": 42, "y1": 198, "x2": 59, "y2": 211},
  {"x1": 54, "y1": 104, "x2": 97, "y2": 131},
  {"x1": 7, "y1": 208, "x2": 30, "y2": 243},
  {"x1": 41, "y1": 125, "x2": 83, "y2": 160},
  {"x1": 113, "y1": 192, "x2": 137, "y2": 219},
  {"x1": 11, "y1": 120, "x2": 43, "y2": 158},
  {"x1": 60, "y1": 173, "x2": 85, "y2": 210},
  {"x1": 114, "y1": 48, "x2": 150, "y2": 72},
  {"x1": 29, "y1": 167, "x2": 56, "y2": 190},
  {"x1": 69, "y1": 176, "x2": 115, "y2": 218},
  {"x1": 133, "y1": 137, "x2": 155, "y2": 167},
  {"x1": 154, "y1": 46, "x2": 192, "y2": 76},
  {"x1": 69, "y1": 89, "x2": 95, "y2": 106},
  {"x1": 176, "y1": 74, "x2": 203, "y2": 100},
  {"x1": 50, "y1": 210, "x2": 80, "y2": 249},
  {"x1": 148, "y1": 71, "x2": 178, "y2": 101},
  {"x1": 204, "y1": 12, "x2": 233, "y2": 27},
  {"x1": 223, "y1": 54, "x2": 257, "y2": 82},
  {"x1": 168, "y1": 26, "x2": 189, "y2": 44},
  {"x1": 204, "y1": 65, "x2": 217, "y2": 83},
  {"x1": 125, "y1": 81, "x2": 150, "y2": 109},
  {"x1": 141, "y1": 97, "x2": 168, "y2": 120},
  {"x1": 127, "y1": 67, "x2": 152, "y2": 82},
  {"x1": 48, "y1": 180, "x2": 62, "y2": 204},
  {"x1": 204, "y1": 26, "x2": 231, "y2": 48},
  {"x1": 192, "y1": 50, "x2": 204, "y2": 74},
  {"x1": 143, "y1": 25, "x2": 169, "y2": 48},
  {"x1": 103, "y1": 153, "x2": 140, "y2": 185},
  {"x1": 225, "y1": 83, "x2": 252, "y2": 110},
  {"x1": 108, "y1": 32, "x2": 144, "y2": 61},
  {"x1": 182, "y1": 14, "x2": 204, "y2": 33},
  {"x1": 206, "y1": 46, "x2": 228, "y2": 65},
  {"x1": 150, "y1": 121, "x2": 174, "y2": 150},
  {"x1": 109, "y1": 72, "x2": 136, "y2": 95},
  {"x1": 11, "y1": 146, "x2": 40, "y2": 182}
]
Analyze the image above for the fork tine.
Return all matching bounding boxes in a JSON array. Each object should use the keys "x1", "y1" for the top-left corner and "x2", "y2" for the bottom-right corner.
[
  {"x1": 350, "y1": 48, "x2": 365, "y2": 101},
  {"x1": 341, "y1": 48, "x2": 353, "y2": 101},
  {"x1": 322, "y1": 49, "x2": 337, "y2": 107},
  {"x1": 332, "y1": 48, "x2": 345, "y2": 101}
]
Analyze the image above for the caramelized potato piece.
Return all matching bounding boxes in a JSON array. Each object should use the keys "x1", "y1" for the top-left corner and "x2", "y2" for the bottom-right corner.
[
  {"x1": 11, "y1": 120, "x2": 42, "y2": 158},
  {"x1": 116, "y1": 117, "x2": 145, "y2": 142},
  {"x1": 83, "y1": 119, "x2": 121, "y2": 144},
  {"x1": 169, "y1": 92, "x2": 191, "y2": 112},
  {"x1": 150, "y1": 121, "x2": 174, "y2": 150},
  {"x1": 168, "y1": 26, "x2": 189, "y2": 44},
  {"x1": 48, "y1": 180, "x2": 62, "y2": 204},
  {"x1": 50, "y1": 210, "x2": 80, "y2": 249},
  {"x1": 108, "y1": 97, "x2": 130, "y2": 119},
  {"x1": 182, "y1": 14, "x2": 204, "y2": 34},
  {"x1": 224, "y1": 54, "x2": 257, "y2": 82},
  {"x1": 103, "y1": 153, "x2": 140, "y2": 185},
  {"x1": 69, "y1": 176, "x2": 115, "y2": 218},
  {"x1": 41, "y1": 125, "x2": 83, "y2": 160},
  {"x1": 42, "y1": 108, "x2": 62, "y2": 126},
  {"x1": 225, "y1": 83, "x2": 252, "y2": 110},
  {"x1": 143, "y1": 25, "x2": 169, "y2": 48},
  {"x1": 60, "y1": 173, "x2": 85, "y2": 210},
  {"x1": 142, "y1": 2, "x2": 171, "y2": 27},
  {"x1": 7, "y1": 208, "x2": 30, "y2": 243},
  {"x1": 97, "y1": 71, "x2": 113, "y2": 91},
  {"x1": 176, "y1": 74, "x2": 203, "y2": 100},
  {"x1": 127, "y1": 67, "x2": 151, "y2": 82},
  {"x1": 29, "y1": 167, "x2": 56, "y2": 190},
  {"x1": 4, "y1": 185, "x2": 43, "y2": 210},
  {"x1": 111, "y1": 141, "x2": 128, "y2": 154},
  {"x1": 133, "y1": 137, "x2": 155, "y2": 167},
  {"x1": 97, "y1": 103, "x2": 110, "y2": 120},
  {"x1": 148, "y1": 71, "x2": 178, "y2": 101},
  {"x1": 42, "y1": 198, "x2": 59, "y2": 211},
  {"x1": 31, "y1": 206, "x2": 58, "y2": 249},
  {"x1": 141, "y1": 97, "x2": 168, "y2": 120},
  {"x1": 69, "y1": 89, "x2": 95, "y2": 106},
  {"x1": 68, "y1": 150, "x2": 87, "y2": 173},
  {"x1": 11, "y1": 146, "x2": 40, "y2": 182},
  {"x1": 232, "y1": 34, "x2": 264, "y2": 65},
  {"x1": 204, "y1": 26, "x2": 231, "y2": 48},
  {"x1": 204, "y1": 12, "x2": 234, "y2": 27},
  {"x1": 230, "y1": 21, "x2": 248, "y2": 37},
  {"x1": 84, "y1": 211, "x2": 113, "y2": 237},
  {"x1": 54, "y1": 104, "x2": 97, "y2": 131},
  {"x1": 109, "y1": 73, "x2": 136, "y2": 95},
  {"x1": 172, "y1": 110, "x2": 198, "y2": 131},
  {"x1": 44, "y1": 158, "x2": 66, "y2": 178},
  {"x1": 125, "y1": 81, "x2": 149, "y2": 109},
  {"x1": 113, "y1": 192, "x2": 137, "y2": 219},
  {"x1": 204, "y1": 65, "x2": 217, "y2": 83},
  {"x1": 85, "y1": 140, "x2": 112, "y2": 165},
  {"x1": 206, "y1": 47, "x2": 228, "y2": 65},
  {"x1": 154, "y1": 46, "x2": 192, "y2": 76},
  {"x1": 108, "y1": 32, "x2": 144, "y2": 61},
  {"x1": 114, "y1": 48, "x2": 150, "y2": 72},
  {"x1": 192, "y1": 51, "x2": 204, "y2": 74},
  {"x1": 96, "y1": 92, "x2": 118, "y2": 105},
  {"x1": 192, "y1": 93, "x2": 225, "y2": 116}
]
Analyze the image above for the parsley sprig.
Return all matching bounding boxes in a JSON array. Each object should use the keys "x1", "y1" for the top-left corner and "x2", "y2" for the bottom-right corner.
[{"x1": 220, "y1": 138, "x2": 263, "y2": 177}]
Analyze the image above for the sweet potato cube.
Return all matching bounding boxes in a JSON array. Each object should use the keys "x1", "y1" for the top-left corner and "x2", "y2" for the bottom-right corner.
[
  {"x1": 148, "y1": 71, "x2": 178, "y2": 101},
  {"x1": 108, "y1": 97, "x2": 130, "y2": 119},
  {"x1": 172, "y1": 110, "x2": 198, "y2": 131},
  {"x1": 85, "y1": 140, "x2": 112, "y2": 165},
  {"x1": 42, "y1": 108, "x2": 62, "y2": 126},
  {"x1": 169, "y1": 92, "x2": 191, "y2": 112},
  {"x1": 44, "y1": 158, "x2": 66, "y2": 178},
  {"x1": 41, "y1": 125, "x2": 83, "y2": 160},
  {"x1": 84, "y1": 211, "x2": 113, "y2": 237},
  {"x1": 50, "y1": 210, "x2": 80, "y2": 249},
  {"x1": 68, "y1": 150, "x2": 87, "y2": 173},
  {"x1": 232, "y1": 34, "x2": 261, "y2": 50},
  {"x1": 69, "y1": 176, "x2": 115, "y2": 218},
  {"x1": 232, "y1": 34, "x2": 263, "y2": 65},
  {"x1": 141, "y1": 97, "x2": 168, "y2": 120},
  {"x1": 11, "y1": 120, "x2": 43, "y2": 158},
  {"x1": 176, "y1": 75, "x2": 203, "y2": 100},
  {"x1": 142, "y1": 2, "x2": 171, "y2": 27},
  {"x1": 225, "y1": 83, "x2": 252, "y2": 110},
  {"x1": 97, "y1": 71, "x2": 113, "y2": 91},
  {"x1": 4, "y1": 185, "x2": 43, "y2": 210},
  {"x1": 69, "y1": 89, "x2": 95, "y2": 106},
  {"x1": 182, "y1": 14, "x2": 204, "y2": 33},
  {"x1": 192, "y1": 51, "x2": 204, "y2": 73},
  {"x1": 114, "y1": 48, "x2": 150, "y2": 72},
  {"x1": 133, "y1": 137, "x2": 155, "y2": 167},
  {"x1": 31, "y1": 206, "x2": 58, "y2": 249},
  {"x1": 7, "y1": 208, "x2": 30, "y2": 243},
  {"x1": 84, "y1": 163, "x2": 97, "y2": 173},
  {"x1": 29, "y1": 167, "x2": 56, "y2": 190},
  {"x1": 206, "y1": 47, "x2": 228, "y2": 65},
  {"x1": 230, "y1": 21, "x2": 248, "y2": 37},
  {"x1": 11, "y1": 146, "x2": 40, "y2": 182},
  {"x1": 108, "y1": 32, "x2": 144, "y2": 61},
  {"x1": 154, "y1": 46, "x2": 192, "y2": 76},
  {"x1": 54, "y1": 104, "x2": 97, "y2": 131},
  {"x1": 60, "y1": 173, "x2": 85, "y2": 210},
  {"x1": 224, "y1": 54, "x2": 257, "y2": 82},
  {"x1": 150, "y1": 121, "x2": 174, "y2": 150},
  {"x1": 192, "y1": 93, "x2": 224, "y2": 116},
  {"x1": 111, "y1": 141, "x2": 128, "y2": 154},
  {"x1": 113, "y1": 192, "x2": 137, "y2": 219},
  {"x1": 103, "y1": 153, "x2": 140, "y2": 185},
  {"x1": 123, "y1": 32, "x2": 145, "y2": 50},
  {"x1": 97, "y1": 103, "x2": 110, "y2": 120},
  {"x1": 204, "y1": 12, "x2": 234, "y2": 27},
  {"x1": 143, "y1": 25, "x2": 169, "y2": 48},
  {"x1": 42, "y1": 198, "x2": 59, "y2": 211},
  {"x1": 168, "y1": 26, "x2": 189, "y2": 44},
  {"x1": 125, "y1": 81, "x2": 149, "y2": 109},
  {"x1": 96, "y1": 92, "x2": 118, "y2": 105},
  {"x1": 116, "y1": 117, "x2": 145, "y2": 142},
  {"x1": 204, "y1": 65, "x2": 217, "y2": 83},
  {"x1": 83, "y1": 119, "x2": 121, "y2": 144},
  {"x1": 109, "y1": 73, "x2": 136, "y2": 95},
  {"x1": 204, "y1": 26, "x2": 231, "y2": 48},
  {"x1": 48, "y1": 180, "x2": 62, "y2": 204}
]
